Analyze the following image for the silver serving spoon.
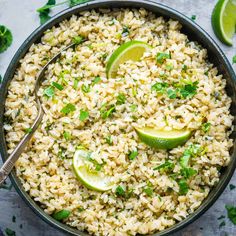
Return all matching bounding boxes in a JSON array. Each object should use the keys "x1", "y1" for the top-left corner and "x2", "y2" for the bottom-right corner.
[{"x1": 0, "y1": 41, "x2": 82, "y2": 185}]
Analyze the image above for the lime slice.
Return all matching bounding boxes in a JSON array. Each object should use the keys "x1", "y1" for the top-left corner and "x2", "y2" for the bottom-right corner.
[
  {"x1": 73, "y1": 150, "x2": 113, "y2": 191},
  {"x1": 106, "y1": 41, "x2": 151, "y2": 78},
  {"x1": 212, "y1": 0, "x2": 236, "y2": 46},
  {"x1": 135, "y1": 127, "x2": 191, "y2": 149}
]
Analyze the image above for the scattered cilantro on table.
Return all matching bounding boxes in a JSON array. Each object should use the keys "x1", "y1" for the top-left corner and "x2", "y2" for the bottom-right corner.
[
  {"x1": 229, "y1": 184, "x2": 236, "y2": 190},
  {"x1": 226, "y1": 205, "x2": 236, "y2": 225},
  {"x1": 0, "y1": 25, "x2": 13, "y2": 53}
]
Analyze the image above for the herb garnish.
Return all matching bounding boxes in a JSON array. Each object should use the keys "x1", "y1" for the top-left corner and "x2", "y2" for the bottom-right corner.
[
  {"x1": 73, "y1": 78, "x2": 80, "y2": 89},
  {"x1": 154, "y1": 160, "x2": 174, "y2": 172},
  {"x1": 143, "y1": 187, "x2": 153, "y2": 197},
  {"x1": 81, "y1": 84, "x2": 90, "y2": 93},
  {"x1": 115, "y1": 185, "x2": 126, "y2": 197},
  {"x1": 156, "y1": 52, "x2": 171, "y2": 64},
  {"x1": 178, "y1": 179, "x2": 189, "y2": 195},
  {"x1": 191, "y1": 15, "x2": 196, "y2": 21},
  {"x1": 5, "y1": 228, "x2": 16, "y2": 236},
  {"x1": 44, "y1": 86, "x2": 55, "y2": 97},
  {"x1": 63, "y1": 131, "x2": 71, "y2": 141},
  {"x1": 116, "y1": 93, "x2": 126, "y2": 105},
  {"x1": 25, "y1": 127, "x2": 33, "y2": 134},
  {"x1": 79, "y1": 109, "x2": 89, "y2": 122},
  {"x1": 52, "y1": 81, "x2": 64, "y2": 91},
  {"x1": 151, "y1": 82, "x2": 168, "y2": 94},
  {"x1": 121, "y1": 26, "x2": 129, "y2": 37},
  {"x1": 167, "y1": 89, "x2": 177, "y2": 99},
  {"x1": 217, "y1": 215, "x2": 225, "y2": 220},
  {"x1": 92, "y1": 76, "x2": 101, "y2": 86},
  {"x1": 179, "y1": 81, "x2": 198, "y2": 98},
  {"x1": 72, "y1": 35, "x2": 84, "y2": 45},
  {"x1": 230, "y1": 184, "x2": 236, "y2": 190},
  {"x1": 226, "y1": 205, "x2": 236, "y2": 224},
  {"x1": 130, "y1": 104, "x2": 137, "y2": 112},
  {"x1": 105, "y1": 135, "x2": 113, "y2": 145},
  {"x1": 0, "y1": 25, "x2": 13, "y2": 53},
  {"x1": 52, "y1": 209, "x2": 71, "y2": 221},
  {"x1": 219, "y1": 221, "x2": 226, "y2": 228},
  {"x1": 202, "y1": 122, "x2": 211, "y2": 133},
  {"x1": 128, "y1": 150, "x2": 138, "y2": 160},
  {"x1": 100, "y1": 103, "x2": 115, "y2": 119},
  {"x1": 233, "y1": 55, "x2": 236, "y2": 64},
  {"x1": 61, "y1": 103, "x2": 76, "y2": 115}
]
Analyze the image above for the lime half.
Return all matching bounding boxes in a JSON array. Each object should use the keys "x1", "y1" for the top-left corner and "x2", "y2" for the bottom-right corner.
[
  {"x1": 73, "y1": 150, "x2": 113, "y2": 191},
  {"x1": 135, "y1": 127, "x2": 191, "y2": 150},
  {"x1": 106, "y1": 41, "x2": 151, "y2": 78},
  {"x1": 212, "y1": 0, "x2": 236, "y2": 46}
]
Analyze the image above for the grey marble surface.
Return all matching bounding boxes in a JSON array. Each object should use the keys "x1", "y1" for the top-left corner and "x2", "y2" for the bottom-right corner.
[{"x1": 0, "y1": 0, "x2": 236, "y2": 235}]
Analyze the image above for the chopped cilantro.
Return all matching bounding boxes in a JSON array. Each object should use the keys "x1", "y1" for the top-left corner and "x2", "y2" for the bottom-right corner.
[
  {"x1": 88, "y1": 157, "x2": 103, "y2": 171},
  {"x1": 226, "y1": 205, "x2": 236, "y2": 225},
  {"x1": 130, "y1": 104, "x2": 137, "y2": 112},
  {"x1": 12, "y1": 215, "x2": 16, "y2": 223},
  {"x1": 167, "y1": 89, "x2": 177, "y2": 99},
  {"x1": 156, "y1": 52, "x2": 171, "y2": 64},
  {"x1": 115, "y1": 185, "x2": 126, "y2": 197},
  {"x1": 217, "y1": 215, "x2": 225, "y2": 220},
  {"x1": 72, "y1": 35, "x2": 84, "y2": 45},
  {"x1": 37, "y1": 0, "x2": 56, "y2": 24},
  {"x1": 92, "y1": 76, "x2": 101, "y2": 86},
  {"x1": 191, "y1": 15, "x2": 196, "y2": 21},
  {"x1": 52, "y1": 209, "x2": 71, "y2": 221},
  {"x1": 78, "y1": 207, "x2": 85, "y2": 212},
  {"x1": 219, "y1": 221, "x2": 226, "y2": 228},
  {"x1": 73, "y1": 78, "x2": 80, "y2": 89},
  {"x1": 61, "y1": 103, "x2": 76, "y2": 115},
  {"x1": 116, "y1": 93, "x2": 126, "y2": 105},
  {"x1": 233, "y1": 55, "x2": 236, "y2": 64},
  {"x1": 143, "y1": 187, "x2": 153, "y2": 197},
  {"x1": 79, "y1": 109, "x2": 89, "y2": 122},
  {"x1": 165, "y1": 63, "x2": 174, "y2": 71},
  {"x1": 44, "y1": 86, "x2": 55, "y2": 97},
  {"x1": 63, "y1": 131, "x2": 71, "y2": 141},
  {"x1": 154, "y1": 160, "x2": 174, "y2": 172},
  {"x1": 178, "y1": 179, "x2": 189, "y2": 195},
  {"x1": 100, "y1": 104, "x2": 115, "y2": 119},
  {"x1": 182, "y1": 64, "x2": 188, "y2": 72},
  {"x1": 81, "y1": 84, "x2": 90, "y2": 93},
  {"x1": 128, "y1": 150, "x2": 138, "y2": 160},
  {"x1": 151, "y1": 82, "x2": 168, "y2": 93},
  {"x1": 25, "y1": 127, "x2": 32, "y2": 134},
  {"x1": 230, "y1": 184, "x2": 236, "y2": 190},
  {"x1": 202, "y1": 122, "x2": 211, "y2": 133},
  {"x1": 0, "y1": 25, "x2": 13, "y2": 53},
  {"x1": 105, "y1": 135, "x2": 113, "y2": 145},
  {"x1": 180, "y1": 167, "x2": 197, "y2": 179},
  {"x1": 5, "y1": 228, "x2": 15, "y2": 236},
  {"x1": 121, "y1": 26, "x2": 129, "y2": 36},
  {"x1": 52, "y1": 81, "x2": 64, "y2": 91},
  {"x1": 179, "y1": 81, "x2": 198, "y2": 99},
  {"x1": 132, "y1": 87, "x2": 137, "y2": 96}
]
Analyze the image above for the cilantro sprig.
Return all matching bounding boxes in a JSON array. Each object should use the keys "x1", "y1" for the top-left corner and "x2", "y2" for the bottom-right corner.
[{"x1": 0, "y1": 25, "x2": 13, "y2": 53}]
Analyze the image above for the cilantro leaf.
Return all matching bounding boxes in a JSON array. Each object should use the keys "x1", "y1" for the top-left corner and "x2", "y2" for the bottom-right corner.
[
  {"x1": 105, "y1": 135, "x2": 113, "y2": 145},
  {"x1": 154, "y1": 160, "x2": 175, "y2": 172},
  {"x1": 191, "y1": 15, "x2": 196, "y2": 21},
  {"x1": 230, "y1": 184, "x2": 236, "y2": 190},
  {"x1": 69, "y1": 0, "x2": 89, "y2": 7},
  {"x1": 44, "y1": 86, "x2": 55, "y2": 97},
  {"x1": 52, "y1": 209, "x2": 71, "y2": 221},
  {"x1": 179, "y1": 81, "x2": 198, "y2": 98},
  {"x1": 128, "y1": 150, "x2": 138, "y2": 160},
  {"x1": 202, "y1": 122, "x2": 211, "y2": 133},
  {"x1": 81, "y1": 84, "x2": 90, "y2": 93},
  {"x1": 178, "y1": 179, "x2": 189, "y2": 195},
  {"x1": 233, "y1": 55, "x2": 236, "y2": 64},
  {"x1": 5, "y1": 228, "x2": 16, "y2": 236},
  {"x1": 219, "y1": 221, "x2": 226, "y2": 228},
  {"x1": 100, "y1": 104, "x2": 115, "y2": 119},
  {"x1": 63, "y1": 131, "x2": 71, "y2": 141},
  {"x1": 52, "y1": 81, "x2": 64, "y2": 91},
  {"x1": 61, "y1": 103, "x2": 76, "y2": 115},
  {"x1": 115, "y1": 185, "x2": 126, "y2": 197},
  {"x1": 37, "y1": 0, "x2": 56, "y2": 24},
  {"x1": 226, "y1": 205, "x2": 236, "y2": 225},
  {"x1": 0, "y1": 25, "x2": 13, "y2": 53},
  {"x1": 167, "y1": 89, "x2": 177, "y2": 99},
  {"x1": 116, "y1": 93, "x2": 126, "y2": 105},
  {"x1": 72, "y1": 35, "x2": 84, "y2": 45},
  {"x1": 156, "y1": 52, "x2": 171, "y2": 64},
  {"x1": 79, "y1": 109, "x2": 89, "y2": 122},
  {"x1": 180, "y1": 167, "x2": 197, "y2": 179},
  {"x1": 122, "y1": 26, "x2": 130, "y2": 37},
  {"x1": 25, "y1": 127, "x2": 33, "y2": 134},
  {"x1": 130, "y1": 104, "x2": 137, "y2": 112},
  {"x1": 151, "y1": 82, "x2": 168, "y2": 93},
  {"x1": 143, "y1": 187, "x2": 153, "y2": 197},
  {"x1": 92, "y1": 76, "x2": 101, "y2": 86}
]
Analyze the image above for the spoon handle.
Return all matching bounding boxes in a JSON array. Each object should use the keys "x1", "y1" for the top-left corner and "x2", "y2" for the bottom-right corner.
[{"x1": 0, "y1": 106, "x2": 44, "y2": 185}]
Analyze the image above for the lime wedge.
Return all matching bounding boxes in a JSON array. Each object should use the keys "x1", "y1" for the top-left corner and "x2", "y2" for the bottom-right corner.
[
  {"x1": 73, "y1": 150, "x2": 113, "y2": 191},
  {"x1": 106, "y1": 41, "x2": 151, "y2": 78},
  {"x1": 212, "y1": 0, "x2": 236, "y2": 46},
  {"x1": 135, "y1": 127, "x2": 191, "y2": 149}
]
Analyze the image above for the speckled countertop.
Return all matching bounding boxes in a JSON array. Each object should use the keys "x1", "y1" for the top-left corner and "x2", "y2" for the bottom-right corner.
[{"x1": 0, "y1": 0, "x2": 236, "y2": 235}]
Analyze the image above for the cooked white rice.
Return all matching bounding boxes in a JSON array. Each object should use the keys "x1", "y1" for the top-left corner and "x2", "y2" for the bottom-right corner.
[{"x1": 4, "y1": 8, "x2": 233, "y2": 235}]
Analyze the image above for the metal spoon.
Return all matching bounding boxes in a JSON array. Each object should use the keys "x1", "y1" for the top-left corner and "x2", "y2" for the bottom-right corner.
[{"x1": 0, "y1": 42, "x2": 79, "y2": 185}]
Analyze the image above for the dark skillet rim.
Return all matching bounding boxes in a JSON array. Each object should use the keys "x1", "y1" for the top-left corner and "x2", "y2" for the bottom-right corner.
[{"x1": 0, "y1": 0, "x2": 236, "y2": 235}]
